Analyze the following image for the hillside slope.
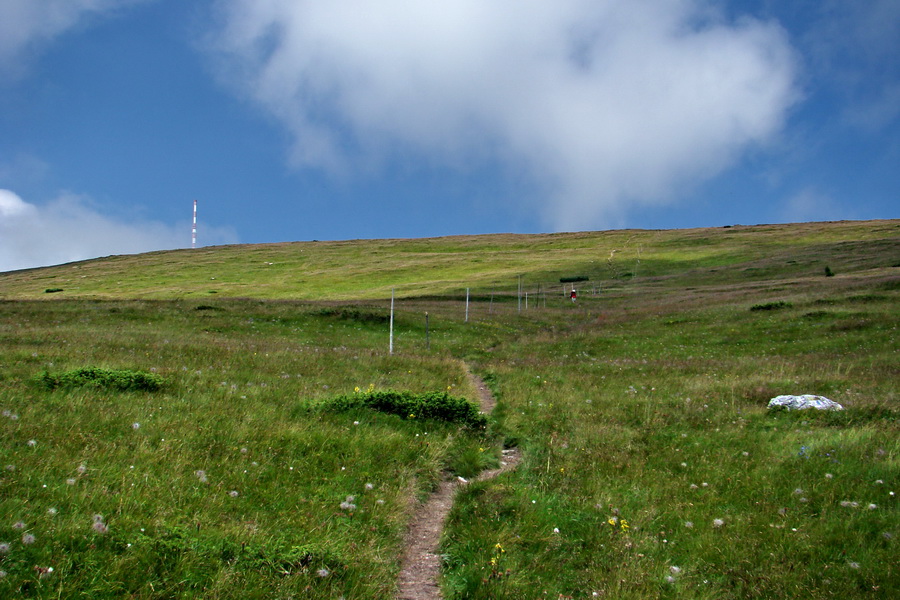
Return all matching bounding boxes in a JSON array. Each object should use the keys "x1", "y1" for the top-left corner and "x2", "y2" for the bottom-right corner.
[{"x1": 1, "y1": 220, "x2": 897, "y2": 301}]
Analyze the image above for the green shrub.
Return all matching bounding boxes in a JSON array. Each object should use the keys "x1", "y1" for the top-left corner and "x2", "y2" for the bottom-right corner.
[
  {"x1": 317, "y1": 390, "x2": 487, "y2": 428},
  {"x1": 44, "y1": 288, "x2": 64, "y2": 293},
  {"x1": 36, "y1": 366, "x2": 165, "y2": 392},
  {"x1": 824, "y1": 265, "x2": 835, "y2": 277},
  {"x1": 750, "y1": 300, "x2": 792, "y2": 311},
  {"x1": 312, "y1": 307, "x2": 389, "y2": 324},
  {"x1": 559, "y1": 276, "x2": 589, "y2": 283}
]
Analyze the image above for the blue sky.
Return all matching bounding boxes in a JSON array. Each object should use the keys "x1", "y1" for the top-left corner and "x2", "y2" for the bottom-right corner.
[{"x1": 0, "y1": 0, "x2": 897, "y2": 271}]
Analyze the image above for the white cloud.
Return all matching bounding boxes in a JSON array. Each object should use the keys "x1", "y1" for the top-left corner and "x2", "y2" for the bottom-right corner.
[
  {"x1": 210, "y1": 0, "x2": 798, "y2": 230},
  {"x1": 0, "y1": 0, "x2": 151, "y2": 77},
  {"x1": 0, "y1": 189, "x2": 237, "y2": 272}
]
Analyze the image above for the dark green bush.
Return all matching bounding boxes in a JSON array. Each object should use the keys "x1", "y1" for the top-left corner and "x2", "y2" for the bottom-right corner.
[
  {"x1": 559, "y1": 276, "x2": 589, "y2": 283},
  {"x1": 44, "y1": 288, "x2": 64, "y2": 293},
  {"x1": 312, "y1": 307, "x2": 389, "y2": 324},
  {"x1": 37, "y1": 367, "x2": 165, "y2": 392},
  {"x1": 318, "y1": 390, "x2": 487, "y2": 428},
  {"x1": 750, "y1": 300, "x2": 792, "y2": 311}
]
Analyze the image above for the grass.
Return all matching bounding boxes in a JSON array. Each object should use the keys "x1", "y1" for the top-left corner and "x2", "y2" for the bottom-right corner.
[
  {"x1": 0, "y1": 300, "x2": 495, "y2": 598},
  {"x1": 439, "y1": 284, "x2": 898, "y2": 598},
  {"x1": 0, "y1": 220, "x2": 896, "y2": 301},
  {"x1": 0, "y1": 219, "x2": 897, "y2": 598}
]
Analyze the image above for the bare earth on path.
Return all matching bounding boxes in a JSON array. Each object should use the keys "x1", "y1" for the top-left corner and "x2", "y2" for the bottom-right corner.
[{"x1": 395, "y1": 369, "x2": 521, "y2": 600}]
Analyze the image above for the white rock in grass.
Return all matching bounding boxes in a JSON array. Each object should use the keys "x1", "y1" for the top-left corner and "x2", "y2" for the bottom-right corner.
[{"x1": 768, "y1": 395, "x2": 843, "y2": 411}]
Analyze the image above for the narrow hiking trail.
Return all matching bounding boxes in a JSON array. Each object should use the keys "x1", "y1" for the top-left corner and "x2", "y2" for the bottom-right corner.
[{"x1": 395, "y1": 370, "x2": 521, "y2": 600}]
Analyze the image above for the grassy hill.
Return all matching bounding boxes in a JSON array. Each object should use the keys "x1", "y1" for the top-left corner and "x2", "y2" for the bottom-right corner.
[
  {"x1": 0, "y1": 219, "x2": 898, "y2": 599},
  {"x1": 2, "y1": 220, "x2": 897, "y2": 300}
]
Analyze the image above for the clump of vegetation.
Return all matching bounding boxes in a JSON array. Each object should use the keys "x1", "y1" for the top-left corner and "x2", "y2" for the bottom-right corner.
[
  {"x1": 36, "y1": 367, "x2": 165, "y2": 392},
  {"x1": 44, "y1": 288, "x2": 63, "y2": 293},
  {"x1": 750, "y1": 300, "x2": 792, "y2": 311},
  {"x1": 825, "y1": 265, "x2": 835, "y2": 277},
  {"x1": 318, "y1": 390, "x2": 487, "y2": 428},
  {"x1": 559, "y1": 276, "x2": 589, "y2": 283},
  {"x1": 313, "y1": 307, "x2": 389, "y2": 324}
]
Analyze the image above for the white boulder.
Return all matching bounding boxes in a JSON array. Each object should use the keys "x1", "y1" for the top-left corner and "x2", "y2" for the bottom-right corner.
[{"x1": 767, "y1": 395, "x2": 844, "y2": 411}]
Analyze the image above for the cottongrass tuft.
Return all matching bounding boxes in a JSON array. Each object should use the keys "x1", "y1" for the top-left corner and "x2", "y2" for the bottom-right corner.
[
  {"x1": 22, "y1": 533, "x2": 36, "y2": 545},
  {"x1": 0, "y1": 542, "x2": 9, "y2": 554},
  {"x1": 195, "y1": 470, "x2": 208, "y2": 484},
  {"x1": 848, "y1": 562, "x2": 860, "y2": 569},
  {"x1": 229, "y1": 490, "x2": 239, "y2": 498},
  {"x1": 93, "y1": 514, "x2": 104, "y2": 523},
  {"x1": 793, "y1": 488, "x2": 804, "y2": 495},
  {"x1": 684, "y1": 521, "x2": 694, "y2": 528},
  {"x1": 13, "y1": 521, "x2": 25, "y2": 530},
  {"x1": 867, "y1": 503, "x2": 877, "y2": 510},
  {"x1": 66, "y1": 478, "x2": 76, "y2": 485},
  {"x1": 712, "y1": 518, "x2": 725, "y2": 528},
  {"x1": 825, "y1": 473, "x2": 833, "y2": 479},
  {"x1": 666, "y1": 575, "x2": 676, "y2": 584},
  {"x1": 365, "y1": 482, "x2": 374, "y2": 490},
  {"x1": 92, "y1": 521, "x2": 108, "y2": 534},
  {"x1": 670, "y1": 566, "x2": 682, "y2": 575},
  {"x1": 77, "y1": 464, "x2": 87, "y2": 474},
  {"x1": 840, "y1": 500, "x2": 859, "y2": 508},
  {"x1": 47, "y1": 508, "x2": 57, "y2": 516},
  {"x1": 132, "y1": 422, "x2": 140, "y2": 430},
  {"x1": 340, "y1": 495, "x2": 357, "y2": 511},
  {"x1": 27, "y1": 439, "x2": 36, "y2": 447},
  {"x1": 317, "y1": 568, "x2": 330, "y2": 578}
]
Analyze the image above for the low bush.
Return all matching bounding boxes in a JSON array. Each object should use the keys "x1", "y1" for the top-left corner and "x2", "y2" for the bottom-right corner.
[
  {"x1": 750, "y1": 300, "x2": 792, "y2": 311},
  {"x1": 317, "y1": 390, "x2": 487, "y2": 428},
  {"x1": 312, "y1": 307, "x2": 389, "y2": 324},
  {"x1": 36, "y1": 366, "x2": 165, "y2": 392}
]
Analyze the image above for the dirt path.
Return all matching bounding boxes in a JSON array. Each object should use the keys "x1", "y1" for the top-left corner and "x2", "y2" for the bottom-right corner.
[{"x1": 395, "y1": 368, "x2": 520, "y2": 600}]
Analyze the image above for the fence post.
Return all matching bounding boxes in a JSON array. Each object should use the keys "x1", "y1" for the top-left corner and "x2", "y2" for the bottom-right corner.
[
  {"x1": 389, "y1": 288, "x2": 394, "y2": 356},
  {"x1": 465, "y1": 288, "x2": 470, "y2": 323}
]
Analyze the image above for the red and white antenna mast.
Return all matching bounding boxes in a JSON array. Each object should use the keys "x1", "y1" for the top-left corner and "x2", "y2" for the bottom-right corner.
[{"x1": 191, "y1": 199, "x2": 197, "y2": 249}]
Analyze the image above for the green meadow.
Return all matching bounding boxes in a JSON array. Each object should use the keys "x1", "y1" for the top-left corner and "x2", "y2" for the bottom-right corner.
[{"x1": 1, "y1": 220, "x2": 897, "y2": 598}]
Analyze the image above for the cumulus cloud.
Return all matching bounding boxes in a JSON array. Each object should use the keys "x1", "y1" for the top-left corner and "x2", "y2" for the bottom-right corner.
[
  {"x1": 0, "y1": 0, "x2": 151, "y2": 77},
  {"x1": 210, "y1": 0, "x2": 798, "y2": 230},
  {"x1": 0, "y1": 189, "x2": 237, "y2": 272}
]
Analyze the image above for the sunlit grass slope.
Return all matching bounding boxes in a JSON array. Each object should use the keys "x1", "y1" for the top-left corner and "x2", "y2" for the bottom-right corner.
[
  {"x1": 1, "y1": 220, "x2": 897, "y2": 300},
  {"x1": 0, "y1": 219, "x2": 898, "y2": 598},
  {"x1": 0, "y1": 300, "x2": 503, "y2": 598}
]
